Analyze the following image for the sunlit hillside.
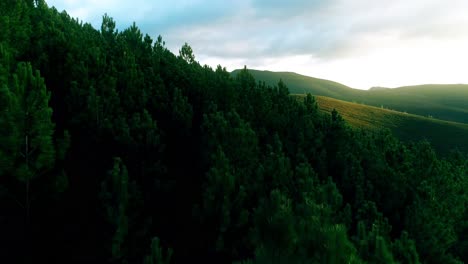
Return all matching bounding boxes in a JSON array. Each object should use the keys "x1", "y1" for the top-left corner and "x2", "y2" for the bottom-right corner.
[
  {"x1": 307, "y1": 95, "x2": 468, "y2": 154},
  {"x1": 235, "y1": 69, "x2": 468, "y2": 124}
]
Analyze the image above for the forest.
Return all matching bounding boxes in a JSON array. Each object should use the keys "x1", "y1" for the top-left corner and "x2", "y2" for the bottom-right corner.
[{"x1": 0, "y1": 1, "x2": 467, "y2": 263}]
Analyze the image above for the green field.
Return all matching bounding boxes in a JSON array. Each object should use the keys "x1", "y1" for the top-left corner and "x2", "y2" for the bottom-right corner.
[
  {"x1": 307, "y1": 95, "x2": 468, "y2": 154},
  {"x1": 233, "y1": 69, "x2": 468, "y2": 123}
]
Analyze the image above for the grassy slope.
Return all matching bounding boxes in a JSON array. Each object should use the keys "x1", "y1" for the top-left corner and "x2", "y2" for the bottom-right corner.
[
  {"x1": 310, "y1": 95, "x2": 468, "y2": 154},
  {"x1": 232, "y1": 69, "x2": 468, "y2": 124},
  {"x1": 364, "y1": 85, "x2": 468, "y2": 123},
  {"x1": 231, "y1": 69, "x2": 365, "y2": 99}
]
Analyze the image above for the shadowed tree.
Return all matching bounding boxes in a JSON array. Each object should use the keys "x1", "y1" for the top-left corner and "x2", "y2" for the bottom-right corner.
[
  {"x1": 144, "y1": 237, "x2": 173, "y2": 264},
  {"x1": 100, "y1": 157, "x2": 129, "y2": 262},
  {"x1": 0, "y1": 62, "x2": 55, "y2": 263}
]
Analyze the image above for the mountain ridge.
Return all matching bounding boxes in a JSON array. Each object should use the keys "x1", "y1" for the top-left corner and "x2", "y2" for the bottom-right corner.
[
  {"x1": 232, "y1": 69, "x2": 468, "y2": 90},
  {"x1": 231, "y1": 69, "x2": 468, "y2": 123}
]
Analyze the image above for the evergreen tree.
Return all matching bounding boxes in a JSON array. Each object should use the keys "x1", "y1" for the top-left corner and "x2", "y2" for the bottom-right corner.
[
  {"x1": 101, "y1": 157, "x2": 129, "y2": 262},
  {"x1": 179, "y1": 42, "x2": 195, "y2": 64},
  {"x1": 0, "y1": 4, "x2": 466, "y2": 263},
  {"x1": 144, "y1": 237, "x2": 173, "y2": 264},
  {"x1": 0, "y1": 62, "x2": 55, "y2": 262},
  {"x1": 5, "y1": 62, "x2": 54, "y2": 220}
]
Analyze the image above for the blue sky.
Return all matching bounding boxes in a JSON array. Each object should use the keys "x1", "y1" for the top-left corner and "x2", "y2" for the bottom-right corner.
[{"x1": 46, "y1": 0, "x2": 468, "y2": 89}]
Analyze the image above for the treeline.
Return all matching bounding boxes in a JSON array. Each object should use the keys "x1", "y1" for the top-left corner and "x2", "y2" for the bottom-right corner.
[{"x1": 0, "y1": 1, "x2": 467, "y2": 263}]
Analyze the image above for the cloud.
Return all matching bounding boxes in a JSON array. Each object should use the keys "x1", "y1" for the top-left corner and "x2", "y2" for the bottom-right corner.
[{"x1": 45, "y1": 0, "x2": 468, "y2": 88}]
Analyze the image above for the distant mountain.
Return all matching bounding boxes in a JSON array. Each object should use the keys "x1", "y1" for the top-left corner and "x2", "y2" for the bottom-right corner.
[
  {"x1": 231, "y1": 69, "x2": 364, "y2": 98},
  {"x1": 310, "y1": 95, "x2": 468, "y2": 154},
  {"x1": 369, "y1": 86, "x2": 389, "y2": 91},
  {"x1": 231, "y1": 69, "x2": 468, "y2": 124}
]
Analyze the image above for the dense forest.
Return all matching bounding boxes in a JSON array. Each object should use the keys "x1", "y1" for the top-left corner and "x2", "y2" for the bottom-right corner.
[{"x1": 0, "y1": 1, "x2": 467, "y2": 263}]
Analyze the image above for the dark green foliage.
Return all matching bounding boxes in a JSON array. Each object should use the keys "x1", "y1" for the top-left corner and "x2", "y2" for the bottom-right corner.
[
  {"x1": 0, "y1": 3, "x2": 466, "y2": 264},
  {"x1": 393, "y1": 231, "x2": 420, "y2": 264},
  {"x1": 9, "y1": 62, "x2": 55, "y2": 182},
  {"x1": 179, "y1": 42, "x2": 195, "y2": 64},
  {"x1": 100, "y1": 157, "x2": 129, "y2": 261},
  {"x1": 144, "y1": 237, "x2": 173, "y2": 264},
  {"x1": 0, "y1": 61, "x2": 58, "y2": 230}
]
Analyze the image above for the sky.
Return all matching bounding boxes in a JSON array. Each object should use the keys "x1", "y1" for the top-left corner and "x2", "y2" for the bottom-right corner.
[{"x1": 46, "y1": 0, "x2": 468, "y2": 89}]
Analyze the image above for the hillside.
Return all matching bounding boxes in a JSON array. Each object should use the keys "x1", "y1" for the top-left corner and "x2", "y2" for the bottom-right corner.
[
  {"x1": 310, "y1": 95, "x2": 468, "y2": 154},
  {"x1": 233, "y1": 69, "x2": 468, "y2": 123},
  {"x1": 231, "y1": 69, "x2": 366, "y2": 98},
  {"x1": 1, "y1": 2, "x2": 467, "y2": 263}
]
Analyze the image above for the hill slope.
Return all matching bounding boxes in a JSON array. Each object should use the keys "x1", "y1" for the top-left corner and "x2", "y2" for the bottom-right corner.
[
  {"x1": 231, "y1": 69, "x2": 365, "y2": 98},
  {"x1": 232, "y1": 69, "x2": 468, "y2": 123},
  {"x1": 311, "y1": 95, "x2": 468, "y2": 154},
  {"x1": 1, "y1": 3, "x2": 467, "y2": 263}
]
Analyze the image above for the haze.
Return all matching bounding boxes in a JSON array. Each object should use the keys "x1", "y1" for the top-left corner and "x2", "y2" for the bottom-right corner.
[{"x1": 47, "y1": 0, "x2": 468, "y2": 89}]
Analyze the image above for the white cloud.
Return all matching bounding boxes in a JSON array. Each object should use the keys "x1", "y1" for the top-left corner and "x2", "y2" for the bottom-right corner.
[{"x1": 45, "y1": 0, "x2": 468, "y2": 89}]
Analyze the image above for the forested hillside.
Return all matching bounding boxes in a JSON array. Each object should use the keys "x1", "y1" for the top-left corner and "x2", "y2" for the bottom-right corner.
[
  {"x1": 0, "y1": 1, "x2": 467, "y2": 263},
  {"x1": 236, "y1": 69, "x2": 468, "y2": 124},
  {"x1": 309, "y1": 95, "x2": 468, "y2": 155}
]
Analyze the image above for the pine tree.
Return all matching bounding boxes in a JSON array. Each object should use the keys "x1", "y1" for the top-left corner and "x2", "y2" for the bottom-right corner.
[
  {"x1": 0, "y1": 62, "x2": 55, "y2": 262},
  {"x1": 10, "y1": 62, "x2": 54, "y2": 220},
  {"x1": 0, "y1": 45, "x2": 14, "y2": 176},
  {"x1": 101, "y1": 157, "x2": 129, "y2": 262},
  {"x1": 144, "y1": 237, "x2": 173, "y2": 264},
  {"x1": 179, "y1": 42, "x2": 195, "y2": 64},
  {"x1": 393, "y1": 231, "x2": 420, "y2": 264}
]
